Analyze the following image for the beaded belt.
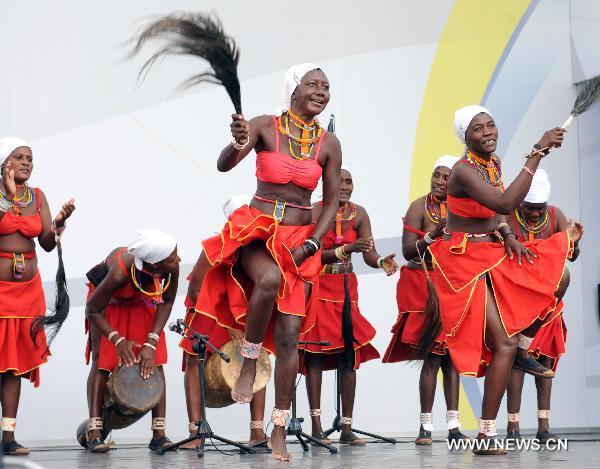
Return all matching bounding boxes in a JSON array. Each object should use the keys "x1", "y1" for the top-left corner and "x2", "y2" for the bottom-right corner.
[
  {"x1": 253, "y1": 195, "x2": 311, "y2": 222},
  {"x1": 322, "y1": 263, "x2": 352, "y2": 274}
]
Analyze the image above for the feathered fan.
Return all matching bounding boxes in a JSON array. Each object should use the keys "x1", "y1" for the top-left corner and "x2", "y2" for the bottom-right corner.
[
  {"x1": 563, "y1": 76, "x2": 600, "y2": 128},
  {"x1": 131, "y1": 12, "x2": 242, "y2": 114}
]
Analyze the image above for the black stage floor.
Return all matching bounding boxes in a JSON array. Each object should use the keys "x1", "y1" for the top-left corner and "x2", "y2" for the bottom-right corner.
[{"x1": 6, "y1": 432, "x2": 600, "y2": 469}]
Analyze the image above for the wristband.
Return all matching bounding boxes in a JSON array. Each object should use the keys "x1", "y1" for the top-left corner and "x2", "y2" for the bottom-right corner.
[
  {"x1": 147, "y1": 332, "x2": 160, "y2": 342},
  {"x1": 143, "y1": 342, "x2": 157, "y2": 351},
  {"x1": 423, "y1": 232, "x2": 435, "y2": 245},
  {"x1": 114, "y1": 337, "x2": 125, "y2": 347},
  {"x1": 377, "y1": 257, "x2": 385, "y2": 268},
  {"x1": 108, "y1": 331, "x2": 119, "y2": 343}
]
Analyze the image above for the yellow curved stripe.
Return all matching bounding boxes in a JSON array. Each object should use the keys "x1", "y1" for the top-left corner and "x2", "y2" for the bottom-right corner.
[
  {"x1": 422, "y1": 0, "x2": 531, "y2": 430},
  {"x1": 409, "y1": 0, "x2": 531, "y2": 201}
]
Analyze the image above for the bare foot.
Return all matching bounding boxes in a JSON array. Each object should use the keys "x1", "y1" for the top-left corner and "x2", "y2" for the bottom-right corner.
[
  {"x1": 566, "y1": 219, "x2": 583, "y2": 243},
  {"x1": 231, "y1": 359, "x2": 256, "y2": 404},
  {"x1": 180, "y1": 435, "x2": 204, "y2": 449},
  {"x1": 270, "y1": 426, "x2": 291, "y2": 461},
  {"x1": 249, "y1": 428, "x2": 268, "y2": 445}
]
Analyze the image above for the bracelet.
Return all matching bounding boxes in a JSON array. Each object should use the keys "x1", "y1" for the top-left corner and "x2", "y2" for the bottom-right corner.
[
  {"x1": 334, "y1": 246, "x2": 349, "y2": 260},
  {"x1": 147, "y1": 332, "x2": 160, "y2": 342},
  {"x1": 231, "y1": 137, "x2": 248, "y2": 151},
  {"x1": 525, "y1": 145, "x2": 549, "y2": 159},
  {"x1": 503, "y1": 231, "x2": 517, "y2": 240},
  {"x1": 108, "y1": 331, "x2": 119, "y2": 343},
  {"x1": 143, "y1": 342, "x2": 157, "y2": 351},
  {"x1": 498, "y1": 222, "x2": 510, "y2": 230},
  {"x1": 521, "y1": 165, "x2": 535, "y2": 176},
  {"x1": 303, "y1": 237, "x2": 320, "y2": 256},
  {"x1": 114, "y1": 337, "x2": 125, "y2": 347},
  {"x1": 377, "y1": 257, "x2": 385, "y2": 268},
  {"x1": 423, "y1": 232, "x2": 435, "y2": 245}
]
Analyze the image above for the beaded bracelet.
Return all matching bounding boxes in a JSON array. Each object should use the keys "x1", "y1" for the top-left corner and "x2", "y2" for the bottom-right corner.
[
  {"x1": 108, "y1": 331, "x2": 119, "y2": 343},
  {"x1": 377, "y1": 257, "x2": 385, "y2": 268},
  {"x1": 423, "y1": 232, "x2": 435, "y2": 245},
  {"x1": 232, "y1": 137, "x2": 248, "y2": 151},
  {"x1": 147, "y1": 332, "x2": 160, "y2": 342},
  {"x1": 114, "y1": 337, "x2": 125, "y2": 347},
  {"x1": 0, "y1": 198, "x2": 12, "y2": 213},
  {"x1": 521, "y1": 165, "x2": 535, "y2": 176},
  {"x1": 143, "y1": 342, "x2": 157, "y2": 351}
]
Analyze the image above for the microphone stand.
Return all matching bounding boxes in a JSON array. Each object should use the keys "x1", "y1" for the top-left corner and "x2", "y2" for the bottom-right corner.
[
  {"x1": 159, "y1": 320, "x2": 255, "y2": 458},
  {"x1": 289, "y1": 340, "x2": 337, "y2": 454}
]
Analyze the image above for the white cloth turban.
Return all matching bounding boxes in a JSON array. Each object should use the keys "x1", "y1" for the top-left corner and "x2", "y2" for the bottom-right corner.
[
  {"x1": 222, "y1": 195, "x2": 252, "y2": 219},
  {"x1": 0, "y1": 137, "x2": 31, "y2": 165},
  {"x1": 127, "y1": 229, "x2": 177, "y2": 270},
  {"x1": 454, "y1": 105, "x2": 493, "y2": 144},
  {"x1": 275, "y1": 63, "x2": 321, "y2": 116},
  {"x1": 432, "y1": 155, "x2": 459, "y2": 171},
  {"x1": 524, "y1": 169, "x2": 551, "y2": 203}
]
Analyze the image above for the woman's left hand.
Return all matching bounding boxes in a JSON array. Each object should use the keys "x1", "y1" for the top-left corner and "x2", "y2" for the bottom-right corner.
[
  {"x1": 138, "y1": 345, "x2": 156, "y2": 380},
  {"x1": 381, "y1": 253, "x2": 398, "y2": 276},
  {"x1": 53, "y1": 198, "x2": 76, "y2": 227},
  {"x1": 291, "y1": 246, "x2": 309, "y2": 266},
  {"x1": 504, "y1": 235, "x2": 537, "y2": 266}
]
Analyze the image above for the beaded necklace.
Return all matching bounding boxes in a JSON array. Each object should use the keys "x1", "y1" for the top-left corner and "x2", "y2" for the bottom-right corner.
[
  {"x1": 465, "y1": 149, "x2": 505, "y2": 191},
  {"x1": 334, "y1": 202, "x2": 357, "y2": 244},
  {"x1": 130, "y1": 264, "x2": 172, "y2": 305},
  {"x1": 277, "y1": 112, "x2": 323, "y2": 160},
  {"x1": 424, "y1": 192, "x2": 446, "y2": 224},
  {"x1": 0, "y1": 185, "x2": 34, "y2": 215},
  {"x1": 515, "y1": 208, "x2": 549, "y2": 241}
]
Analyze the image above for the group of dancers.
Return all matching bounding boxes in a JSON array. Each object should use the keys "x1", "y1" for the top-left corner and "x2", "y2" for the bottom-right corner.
[{"x1": 0, "y1": 62, "x2": 583, "y2": 460}]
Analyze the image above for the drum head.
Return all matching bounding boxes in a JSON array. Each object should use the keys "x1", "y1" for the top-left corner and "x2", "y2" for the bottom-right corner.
[
  {"x1": 204, "y1": 340, "x2": 271, "y2": 408},
  {"x1": 108, "y1": 365, "x2": 165, "y2": 415}
]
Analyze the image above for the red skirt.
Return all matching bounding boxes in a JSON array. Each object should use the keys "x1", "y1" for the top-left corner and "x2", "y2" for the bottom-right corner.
[
  {"x1": 196, "y1": 205, "x2": 321, "y2": 354},
  {"x1": 529, "y1": 301, "x2": 566, "y2": 372},
  {"x1": 382, "y1": 266, "x2": 447, "y2": 363},
  {"x1": 428, "y1": 231, "x2": 573, "y2": 377},
  {"x1": 0, "y1": 271, "x2": 49, "y2": 387},
  {"x1": 299, "y1": 273, "x2": 379, "y2": 372},
  {"x1": 85, "y1": 285, "x2": 168, "y2": 372}
]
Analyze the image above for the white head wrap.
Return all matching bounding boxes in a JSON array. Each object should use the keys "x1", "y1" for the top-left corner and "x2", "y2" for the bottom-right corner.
[
  {"x1": 222, "y1": 195, "x2": 252, "y2": 219},
  {"x1": 341, "y1": 164, "x2": 352, "y2": 174},
  {"x1": 453, "y1": 105, "x2": 493, "y2": 144},
  {"x1": 0, "y1": 137, "x2": 31, "y2": 165},
  {"x1": 275, "y1": 63, "x2": 321, "y2": 116},
  {"x1": 524, "y1": 169, "x2": 551, "y2": 203},
  {"x1": 127, "y1": 229, "x2": 177, "y2": 270},
  {"x1": 432, "y1": 155, "x2": 459, "y2": 172}
]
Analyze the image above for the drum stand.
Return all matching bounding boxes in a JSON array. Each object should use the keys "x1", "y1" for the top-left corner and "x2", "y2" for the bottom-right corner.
[
  {"x1": 287, "y1": 341, "x2": 338, "y2": 454},
  {"x1": 159, "y1": 325, "x2": 255, "y2": 458},
  {"x1": 321, "y1": 366, "x2": 397, "y2": 443}
]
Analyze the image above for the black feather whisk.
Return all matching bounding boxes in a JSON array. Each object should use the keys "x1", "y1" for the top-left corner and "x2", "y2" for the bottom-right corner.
[
  {"x1": 563, "y1": 75, "x2": 600, "y2": 128},
  {"x1": 131, "y1": 12, "x2": 242, "y2": 114}
]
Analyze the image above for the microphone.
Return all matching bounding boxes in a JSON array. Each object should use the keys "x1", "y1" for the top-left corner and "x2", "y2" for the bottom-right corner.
[{"x1": 169, "y1": 321, "x2": 184, "y2": 335}]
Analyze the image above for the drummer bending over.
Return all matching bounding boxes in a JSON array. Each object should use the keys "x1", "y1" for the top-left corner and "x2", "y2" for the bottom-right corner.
[
  {"x1": 179, "y1": 196, "x2": 269, "y2": 448},
  {"x1": 85, "y1": 229, "x2": 180, "y2": 453}
]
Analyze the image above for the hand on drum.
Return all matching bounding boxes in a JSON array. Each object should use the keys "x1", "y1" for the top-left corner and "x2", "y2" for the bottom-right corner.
[
  {"x1": 227, "y1": 328, "x2": 245, "y2": 347},
  {"x1": 116, "y1": 339, "x2": 141, "y2": 368},
  {"x1": 138, "y1": 345, "x2": 156, "y2": 380}
]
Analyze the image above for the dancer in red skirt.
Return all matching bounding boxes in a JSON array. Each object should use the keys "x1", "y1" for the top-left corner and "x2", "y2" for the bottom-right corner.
[
  {"x1": 505, "y1": 169, "x2": 581, "y2": 443},
  {"x1": 180, "y1": 195, "x2": 269, "y2": 448},
  {"x1": 85, "y1": 229, "x2": 180, "y2": 453},
  {"x1": 414, "y1": 105, "x2": 582, "y2": 454},
  {"x1": 382, "y1": 156, "x2": 468, "y2": 444},
  {"x1": 300, "y1": 166, "x2": 397, "y2": 446},
  {"x1": 197, "y1": 63, "x2": 341, "y2": 461},
  {"x1": 0, "y1": 138, "x2": 75, "y2": 455}
]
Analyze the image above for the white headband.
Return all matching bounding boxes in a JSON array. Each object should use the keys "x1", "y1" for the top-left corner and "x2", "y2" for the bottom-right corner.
[
  {"x1": 275, "y1": 63, "x2": 321, "y2": 116},
  {"x1": 524, "y1": 169, "x2": 551, "y2": 203},
  {"x1": 432, "y1": 155, "x2": 459, "y2": 171},
  {"x1": 222, "y1": 195, "x2": 252, "y2": 219},
  {"x1": 127, "y1": 229, "x2": 177, "y2": 270},
  {"x1": 0, "y1": 137, "x2": 31, "y2": 165},
  {"x1": 454, "y1": 105, "x2": 493, "y2": 144}
]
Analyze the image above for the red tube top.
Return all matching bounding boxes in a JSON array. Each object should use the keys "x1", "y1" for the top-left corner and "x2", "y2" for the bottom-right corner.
[
  {"x1": 446, "y1": 194, "x2": 496, "y2": 219},
  {"x1": 255, "y1": 117, "x2": 325, "y2": 191},
  {"x1": 0, "y1": 187, "x2": 43, "y2": 238}
]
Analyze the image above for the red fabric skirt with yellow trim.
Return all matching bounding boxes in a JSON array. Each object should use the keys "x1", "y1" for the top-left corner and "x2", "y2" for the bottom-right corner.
[
  {"x1": 179, "y1": 295, "x2": 230, "y2": 370},
  {"x1": 529, "y1": 301, "x2": 566, "y2": 372},
  {"x1": 428, "y1": 231, "x2": 572, "y2": 377},
  {"x1": 0, "y1": 270, "x2": 49, "y2": 387},
  {"x1": 299, "y1": 272, "x2": 379, "y2": 372},
  {"x1": 85, "y1": 285, "x2": 168, "y2": 372},
  {"x1": 196, "y1": 205, "x2": 321, "y2": 354},
  {"x1": 382, "y1": 266, "x2": 447, "y2": 363}
]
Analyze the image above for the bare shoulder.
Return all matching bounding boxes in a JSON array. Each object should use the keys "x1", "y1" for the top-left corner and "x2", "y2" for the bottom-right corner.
[
  {"x1": 406, "y1": 196, "x2": 426, "y2": 215},
  {"x1": 250, "y1": 114, "x2": 274, "y2": 127}
]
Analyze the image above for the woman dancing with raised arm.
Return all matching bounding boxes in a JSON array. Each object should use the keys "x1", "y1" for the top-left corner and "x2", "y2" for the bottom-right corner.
[
  {"x1": 415, "y1": 106, "x2": 582, "y2": 455},
  {"x1": 196, "y1": 64, "x2": 341, "y2": 461}
]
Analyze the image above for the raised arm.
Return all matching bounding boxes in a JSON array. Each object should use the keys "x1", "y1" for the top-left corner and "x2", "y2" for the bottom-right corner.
[
  {"x1": 217, "y1": 114, "x2": 270, "y2": 172},
  {"x1": 37, "y1": 190, "x2": 75, "y2": 252}
]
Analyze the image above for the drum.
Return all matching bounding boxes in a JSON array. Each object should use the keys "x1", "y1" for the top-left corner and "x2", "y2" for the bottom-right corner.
[
  {"x1": 203, "y1": 340, "x2": 272, "y2": 408},
  {"x1": 76, "y1": 365, "x2": 165, "y2": 448}
]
